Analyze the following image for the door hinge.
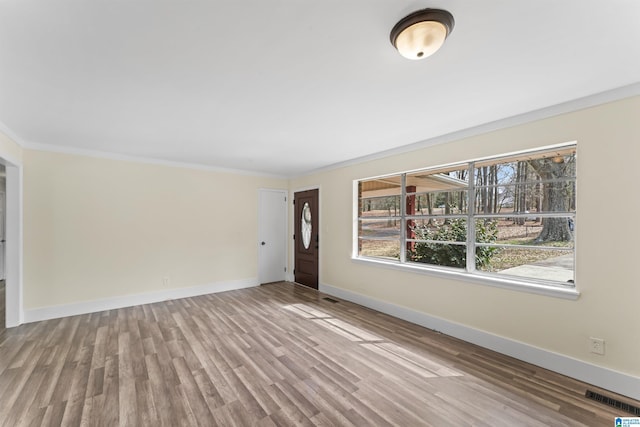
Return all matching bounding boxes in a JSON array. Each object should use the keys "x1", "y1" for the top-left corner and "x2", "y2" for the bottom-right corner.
[
  {"x1": 293, "y1": 269, "x2": 295, "y2": 275},
  {"x1": 284, "y1": 196, "x2": 287, "y2": 202},
  {"x1": 293, "y1": 234, "x2": 295, "y2": 240},
  {"x1": 284, "y1": 267, "x2": 287, "y2": 272}
]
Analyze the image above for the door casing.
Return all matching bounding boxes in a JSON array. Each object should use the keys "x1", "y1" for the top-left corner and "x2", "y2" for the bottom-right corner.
[{"x1": 2, "y1": 159, "x2": 22, "y2": 327}]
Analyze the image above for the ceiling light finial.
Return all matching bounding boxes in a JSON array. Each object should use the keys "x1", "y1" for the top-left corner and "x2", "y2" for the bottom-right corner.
[{"x1": 390, "y1": 8, "x2": 455, "y2": 60}]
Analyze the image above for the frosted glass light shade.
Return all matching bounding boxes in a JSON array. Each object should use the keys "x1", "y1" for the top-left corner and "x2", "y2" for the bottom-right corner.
[
  {"x1": 390, "y1": 9, "x2": 454, "y2": 60},
  {"x1": 394, "y1": 21, "x2": 447, "y2": 60}
]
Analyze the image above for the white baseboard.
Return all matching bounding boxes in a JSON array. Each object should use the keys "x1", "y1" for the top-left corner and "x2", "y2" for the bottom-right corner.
[
  {"x1": 319, "y1": 282, "x2": 640, "y2": 401},
  {"x1": 24, "y1": 278, "x2": 259, "y2": 323}
]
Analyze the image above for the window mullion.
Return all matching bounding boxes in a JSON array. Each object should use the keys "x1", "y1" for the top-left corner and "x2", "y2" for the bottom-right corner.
[{"x1": 466, "y1": 162, "x2": 476, "y2": 272}]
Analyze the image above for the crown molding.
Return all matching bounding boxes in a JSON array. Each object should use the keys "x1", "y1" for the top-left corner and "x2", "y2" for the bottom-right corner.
[
  {"x1": 4, "y1": 82, "x2": 639, "y2": 180},
  {"x1": 0, "y1": 120, "x2": 27, "y2": 147},
  {"x1": 22, "y1": 141, "x2": 288, "y2": 179},
  {"x1": 293, "y1": 82, "x2": 640, "y2": 179}
]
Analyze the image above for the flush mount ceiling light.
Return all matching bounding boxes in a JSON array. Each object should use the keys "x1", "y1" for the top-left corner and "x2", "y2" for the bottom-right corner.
[{"x1": 390, "y1": 8, "x2": 455, "y2": 60}]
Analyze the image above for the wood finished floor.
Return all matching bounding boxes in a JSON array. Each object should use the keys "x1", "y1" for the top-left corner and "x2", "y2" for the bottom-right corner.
[{"x1": 0, "y1": 282, "x2": 637, "y2": 426}]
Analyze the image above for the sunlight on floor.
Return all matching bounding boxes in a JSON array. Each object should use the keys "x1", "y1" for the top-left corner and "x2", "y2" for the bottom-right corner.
[{"x1": 283, "y1": 303, "x2": 463, "y2": 378}]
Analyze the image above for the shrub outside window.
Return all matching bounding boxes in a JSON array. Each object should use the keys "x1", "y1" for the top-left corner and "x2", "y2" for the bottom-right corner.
[{"x1": 356, "y1": 145, "x2": 576, "y2": 288}]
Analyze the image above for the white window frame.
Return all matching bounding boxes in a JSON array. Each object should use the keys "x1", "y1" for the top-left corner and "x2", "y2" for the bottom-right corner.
[{"x1": 353, "y1": 143, "x2": 579, "y2": 300}]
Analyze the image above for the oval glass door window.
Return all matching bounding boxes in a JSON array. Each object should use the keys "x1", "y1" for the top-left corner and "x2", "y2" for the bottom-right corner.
[{"x1": 301, "y1": 202, "x2": 312, "y2": 249}]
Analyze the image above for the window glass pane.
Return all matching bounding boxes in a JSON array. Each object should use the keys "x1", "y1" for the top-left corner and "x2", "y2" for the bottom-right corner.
[
  {"x1": 407, "y1": 218, "x2": 467, "y2": 268},
  {"x1": 359, "y1": 219, "x2": 401, "y2": 239},
  {"x1": 474, "y1": 147, "x2": 576, "y2": 172},
  {"x1": 477, "y1": 247, "x2": 574, "y2": 284},
  {"x1": 474, "y1": 182, "x2": 575, "y2": 215},
  {"x1": 482, "y1": 217, "x2": 575, "y2": 247},
  {"x1": 409, "y1": 218, "x2": 467, "y2": 243},
  {"x1": 473, "y1": 150, "x2": 576, "y2": 216},
  {"x1": 359, "y1": 176, "x2": 402, "y2": 217},
  {"x1": 359, "y1": 195, "x2": 402, "y2": 217},
  {"x1": 409, "y1": 191, "x2": 468, "y2": 216},
  {"x1": 475, "y1": 217, "x2": 574, "y2": 278},
  {"x1": 408, "y1": 242, "x2": 466, "y2": 268},
  {"x1": 359, "y1": 239, "x2": 400, "y2": 260},
  {"x1": 405, "y1": 168, "x2": 469, "y2": 216}
]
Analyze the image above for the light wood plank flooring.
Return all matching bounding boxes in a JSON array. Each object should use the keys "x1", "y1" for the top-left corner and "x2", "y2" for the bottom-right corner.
[{"x1": 0, "y1": 282, "x2": 637, "y2": 426}]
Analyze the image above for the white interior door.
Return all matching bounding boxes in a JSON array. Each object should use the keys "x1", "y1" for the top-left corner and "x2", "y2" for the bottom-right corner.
[{"x1": 258, "y1": 189, "x2": 287, "y2": 284}]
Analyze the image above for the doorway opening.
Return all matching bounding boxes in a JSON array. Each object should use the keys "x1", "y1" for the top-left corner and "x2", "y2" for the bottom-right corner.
[
  {"x1": 0, "y1": 159, "x2": 21, "y2": 328},
  {"x1": 258, "y1": 189, "x2": 288, "y2": 284},
  {"x1": 0, "y1": 164, "x2": 4, "y2": 331}
]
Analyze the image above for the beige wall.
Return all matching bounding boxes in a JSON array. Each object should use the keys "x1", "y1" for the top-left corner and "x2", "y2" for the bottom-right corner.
[
  {"x1": 290, "y1": 96, "x2": 640, "y2": 377},
  {"x1": 0, "y1": 130, "x2": 23, "y2": 165},
  {"x1": 24, "y1": 150, "x2": 286, "y2": 309}
]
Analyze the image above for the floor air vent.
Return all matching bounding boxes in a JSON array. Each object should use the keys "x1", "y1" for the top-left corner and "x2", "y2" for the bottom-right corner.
[
  {"x1": 322, "y1": 297, "x2": 339, "y2": 303},
  {"x1": 585, "y1": 390, "x2": 640, "y2": 416}
]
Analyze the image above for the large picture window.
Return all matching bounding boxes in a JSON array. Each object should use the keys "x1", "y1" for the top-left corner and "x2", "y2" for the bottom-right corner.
[{"x1": 356, "y1": 144, "x2": 577, "y2": 289}]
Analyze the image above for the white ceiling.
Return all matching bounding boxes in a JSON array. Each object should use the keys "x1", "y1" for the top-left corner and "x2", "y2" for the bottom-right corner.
[{"x1": 1, "y1": 1, "x2": 639, "y2": 177}]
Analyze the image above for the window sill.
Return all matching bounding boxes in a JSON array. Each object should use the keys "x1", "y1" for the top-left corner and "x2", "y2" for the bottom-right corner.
[{"x1": 351, "y1": 256, "x2": 580, "y2": 300}]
